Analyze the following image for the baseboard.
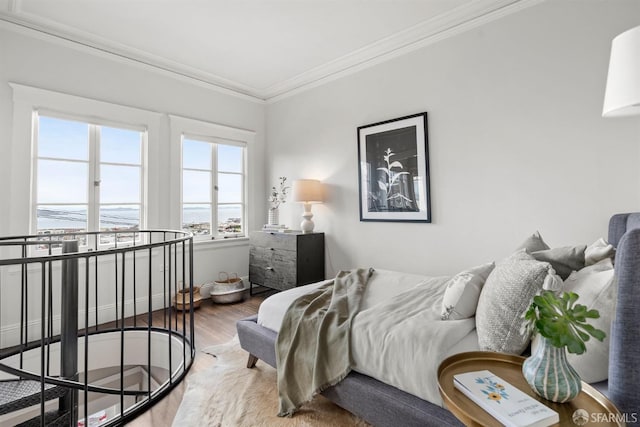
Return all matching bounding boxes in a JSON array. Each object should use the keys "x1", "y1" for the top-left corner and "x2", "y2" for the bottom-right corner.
[{"x1": 0, "y1": 292, "x2": 168, "y2": 349}]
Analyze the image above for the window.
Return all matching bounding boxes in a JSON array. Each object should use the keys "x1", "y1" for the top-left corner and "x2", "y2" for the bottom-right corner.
[
  {"x1": 182, "y1": 136, "x2": 245, "y2": 238},
  {"x1": 34, "y1": 113, "x2": 145, "y2": 245}
]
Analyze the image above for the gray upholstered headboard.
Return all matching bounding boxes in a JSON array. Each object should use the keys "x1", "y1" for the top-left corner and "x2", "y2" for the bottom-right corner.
[
  {"x1": 607, "y1": 213, "x2": 640, "y2": 423},
  {"x1": 608, "y1": 213, "x2": 640, "y2": 248}
]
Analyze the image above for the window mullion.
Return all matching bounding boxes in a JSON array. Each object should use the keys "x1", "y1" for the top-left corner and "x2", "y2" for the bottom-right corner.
[
  {"x1": 139, "y1": 131, "x2": 146, "y2": 231},
  {"x1": 31, "y1": 112, "x2": 40, "y2": 235},
  {"x1": 242, "y1": 145, "x2": 247, "y2": 235},
  {"x1": 211, "y1": 144, "x2": 218, "y2": 238},
  {"x1": 88, "y1": 124, "x2": 100, "y2": 234}
]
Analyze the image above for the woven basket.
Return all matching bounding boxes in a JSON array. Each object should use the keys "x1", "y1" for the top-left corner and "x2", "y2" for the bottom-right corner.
[
  {"x1": 173, "y1": 286, "x2": 203, "y2": 311},
  {"x1": 211, "y1": 272, "x2": 245, "y2": 304}
]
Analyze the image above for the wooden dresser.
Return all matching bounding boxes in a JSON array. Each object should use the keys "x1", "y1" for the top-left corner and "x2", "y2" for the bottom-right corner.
[{"x1": 249, "y1": 231, "x2": 325, "y2": 294}]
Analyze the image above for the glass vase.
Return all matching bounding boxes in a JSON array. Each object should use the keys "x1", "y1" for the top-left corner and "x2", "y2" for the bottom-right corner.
[{"x1": 522, "y1": 336, "x2": 582, "y2": 403}]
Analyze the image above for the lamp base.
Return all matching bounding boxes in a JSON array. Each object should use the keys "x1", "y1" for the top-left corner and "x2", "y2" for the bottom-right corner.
[{"x1": 300, "y1": 203, "x2": 315, "y2": 233}]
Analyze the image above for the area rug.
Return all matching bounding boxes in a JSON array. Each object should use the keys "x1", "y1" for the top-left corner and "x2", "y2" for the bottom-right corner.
[{"x1": 171, "y1": 337, "x2": 370, "y2": 427}]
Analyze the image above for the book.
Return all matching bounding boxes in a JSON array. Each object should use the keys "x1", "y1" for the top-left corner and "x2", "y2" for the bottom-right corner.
[
  {"x1": 262, "y1": 224, "x2": 288, "y2": 231},
  {"x1": 453, "y1": 370, "x2": 559, "y2": 427}
]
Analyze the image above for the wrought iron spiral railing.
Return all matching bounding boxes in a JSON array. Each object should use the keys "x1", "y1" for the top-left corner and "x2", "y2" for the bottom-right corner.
[{"x1": 0, "y1": 230, "x2": 195, "y2": 427}]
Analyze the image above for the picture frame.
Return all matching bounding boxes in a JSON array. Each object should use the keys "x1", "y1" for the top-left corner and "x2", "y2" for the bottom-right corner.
[{"x1": 357, "y1": 112, "x2": 431, "y2": 222}]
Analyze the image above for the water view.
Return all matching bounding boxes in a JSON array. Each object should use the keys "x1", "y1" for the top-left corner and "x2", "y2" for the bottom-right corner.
[{"x1": 37, "y1": 206, "x2": 242, "y2": 236}]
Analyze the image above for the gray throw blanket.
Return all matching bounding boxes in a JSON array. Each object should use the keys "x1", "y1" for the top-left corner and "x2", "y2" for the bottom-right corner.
[{"x1": 276, "y1": 268, "x2": 373, "y2": 417}]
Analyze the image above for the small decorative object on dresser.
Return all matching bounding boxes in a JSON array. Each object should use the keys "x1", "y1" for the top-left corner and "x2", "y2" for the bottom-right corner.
[
  {"x1": 292, "y1": 179, "x2": 324, "y2": 233},
  {"x1": 249, "y1": 231, "x2": 324, "y2": 295},
  {"x1": 521, "y1": 291, "x2": 606, "y2": 403},
  {"x1": 267, "y1": 176, "x2": 290, "y2": 226}
]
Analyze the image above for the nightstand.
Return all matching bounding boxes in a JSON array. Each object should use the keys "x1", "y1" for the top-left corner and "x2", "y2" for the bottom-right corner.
[
  {"x1": 248, "y1": 231, "x2": 325, "y2": 294},
  {"x1": 438, "y1": 351, "x2": 624, "y2": 426}
]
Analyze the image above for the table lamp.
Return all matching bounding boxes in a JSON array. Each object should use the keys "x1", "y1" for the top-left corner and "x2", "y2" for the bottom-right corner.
[
  {"x1": 603, "y1": 25, "x2": 640, "y2": 117},
  {"x1": 292, "y1": 179, "x2": 323, "y2": 233}
]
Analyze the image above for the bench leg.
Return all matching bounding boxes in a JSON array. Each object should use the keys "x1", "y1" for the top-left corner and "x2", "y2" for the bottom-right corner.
[{"x1": 247, "y1": 354, "x2": 259, "y2": 368}]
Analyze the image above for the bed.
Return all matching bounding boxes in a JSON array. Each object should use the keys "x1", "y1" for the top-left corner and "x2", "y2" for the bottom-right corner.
[{"x1": 236, "y1": 213, "x2": 640, "y2": 426}]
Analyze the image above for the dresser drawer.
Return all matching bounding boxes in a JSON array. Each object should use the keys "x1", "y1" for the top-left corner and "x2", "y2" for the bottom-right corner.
[
  {"x1": 249, "y1": 246, "x2": 296, "y2": 289},
  {"x1": 249, "y1": 231, "x2": 325, "y2": 294},
  {"x1": 249, "y1": 231, "x2": 296, "y2": 251},
  {"x1": 249, "y1": 247, "x2": 295, "y2": 272},
  {"x1": 250, "y1": 245, "x2": 295, "y2": 262},
  {"x1": 264, "y1": 260, "x2": 297, "y2": 291},
  {"x1": 249, "y1": 253, "x2": 296, "y2": 289}
]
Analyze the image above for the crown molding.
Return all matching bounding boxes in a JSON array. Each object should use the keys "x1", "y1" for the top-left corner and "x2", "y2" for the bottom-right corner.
[
  {"x1": 0, "y1": 9, "x2": 266, "y2": 104},
  {"x1": 0, "y1": 0, "x2": 544, "y2": 103},
  {"x1": 266, "y1": 0, "x2": 545, "y2": 102}
]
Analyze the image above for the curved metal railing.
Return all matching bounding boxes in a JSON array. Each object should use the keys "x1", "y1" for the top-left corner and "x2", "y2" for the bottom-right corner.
[{"x1": 0, "y1": 230, "x2": 195, "y2": 426}]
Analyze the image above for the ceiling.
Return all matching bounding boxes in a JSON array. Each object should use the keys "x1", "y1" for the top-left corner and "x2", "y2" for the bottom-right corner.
[{"x1": 0, "y1": 0, "x2": 534, "y2": 101}]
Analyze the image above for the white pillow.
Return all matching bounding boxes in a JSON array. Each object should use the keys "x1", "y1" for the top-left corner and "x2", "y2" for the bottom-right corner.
[
  {"x1": 585, "y1": 238, "x2": 615, "y2": 266},
  {"x1": 563, "y1": 258, "x2": 616, "y2": 383},
  {"x1": 441, "y1": 262, "x2": 495, "y2": 320}
]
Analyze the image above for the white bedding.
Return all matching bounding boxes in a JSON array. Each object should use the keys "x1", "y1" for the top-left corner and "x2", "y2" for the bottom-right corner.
[
  {"x1": 257, "y1": 269, "x2": 435, "y2": 331},
  {"x1": 257, "y1": 269, "x2": 480, "y2": 406}
]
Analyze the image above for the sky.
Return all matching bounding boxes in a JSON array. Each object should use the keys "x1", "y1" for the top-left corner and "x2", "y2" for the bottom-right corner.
[
  {"x1": 36, "y1": 116, "x2": 243, "y2": 229},
  {"x1": 38, "y1": 115, "x2": 142, "y2": 205}
]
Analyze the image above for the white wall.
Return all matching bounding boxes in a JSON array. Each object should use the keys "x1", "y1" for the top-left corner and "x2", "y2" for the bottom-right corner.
[
  {"x1": 0, "y1": 23, "x2": 266, "y2": 339},
  {"x1": 267, "y1": 0, "x2": 640, "y2": 277},
  {"x1": 0, "y1": 24, "x2": 266, "y2": 235}
]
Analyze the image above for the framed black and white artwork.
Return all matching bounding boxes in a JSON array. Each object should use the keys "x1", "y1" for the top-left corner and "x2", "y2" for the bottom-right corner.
[{"x1": 357, "y1": 112, "x2": 431, "y2": 222}]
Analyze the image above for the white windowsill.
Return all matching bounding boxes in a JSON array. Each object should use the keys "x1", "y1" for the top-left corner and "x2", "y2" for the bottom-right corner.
[{"x1": 192, "y1": 236, "x2": 249, "y2": 249}]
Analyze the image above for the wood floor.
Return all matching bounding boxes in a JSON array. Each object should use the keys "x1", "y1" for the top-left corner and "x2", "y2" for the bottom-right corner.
[{"x1": 127, "y1": 290, "x2": 268, "y2": 427}]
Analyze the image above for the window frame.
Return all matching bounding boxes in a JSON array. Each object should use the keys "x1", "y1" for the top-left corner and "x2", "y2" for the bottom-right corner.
[
  {"x1": 169, "y1": 114, "x2": 254, "y2": 244},
  {"x1": 31, "y1": 110, "x2": 148, "y2": 248},
  {"x1": 8, "y1": 84, "x2": 161, "y2": 243},
  {"x1": 181, "y1": 133, "x2": 247, "y2": 240}
]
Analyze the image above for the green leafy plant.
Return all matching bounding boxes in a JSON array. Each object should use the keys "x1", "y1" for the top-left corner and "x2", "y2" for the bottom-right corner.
[{"x1": 523, "y1": 291, "x2": 606, "y2": 355}]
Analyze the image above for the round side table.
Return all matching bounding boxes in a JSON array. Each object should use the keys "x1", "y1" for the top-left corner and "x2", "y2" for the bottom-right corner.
[{"x1": 438, "y1": 351, "x2": 624, "y2": 427}]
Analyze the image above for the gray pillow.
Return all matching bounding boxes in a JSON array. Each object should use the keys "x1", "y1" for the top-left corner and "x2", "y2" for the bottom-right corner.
[
  {"x1": 516, "y1": 231, "x2": 550, "y2": 253},
  {"x1": 531, "y1": 245, "x2": 586, "y2": 280},
  {"x1": 476, "y1": 250, "x2": 550, "y2": 354}
]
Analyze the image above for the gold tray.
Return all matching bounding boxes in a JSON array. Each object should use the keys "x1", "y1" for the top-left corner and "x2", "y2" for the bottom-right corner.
[{"x1": 437, "y1": 351, "x2": 625, "y2": 427}]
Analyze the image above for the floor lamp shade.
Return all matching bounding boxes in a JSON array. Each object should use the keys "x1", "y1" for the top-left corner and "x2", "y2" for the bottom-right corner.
[
  {"x1": 292, "y1": 179, "x2": 323, "y2": 233},
  {"x1": 603, "y1": 25, "x2": 640, "y2": 117}
]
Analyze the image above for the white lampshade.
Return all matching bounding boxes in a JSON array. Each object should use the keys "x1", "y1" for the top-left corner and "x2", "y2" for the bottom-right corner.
[
  {"x1": 603, "y1": 25, "x2": 640, "y2": 117},
  {"x1": 291, "y1": 179, "x2": 323, "y2": 233},
  {"x1": 292, "y1": 179, "x2": 323, "y2": 203}
]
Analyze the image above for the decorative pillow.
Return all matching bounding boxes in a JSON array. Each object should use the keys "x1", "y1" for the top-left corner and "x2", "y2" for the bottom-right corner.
[
  {"x1": 542, "y1": 268, "x2": 563, "y2": 291},
  {"x1": 585, "y1": 238, "x2": 615, "y2": 266},
  {"x1": 531, "y1": 245, "x2": 586, "y2": 280},
  {"x1": 441, "y1": 262, "x2": 495, "y2": 320},
  {"x1": 476, "y1": 250, "x2": 550, "y2": 354},
  {"x1": 562, "y1": 258, "x2": 616, "y2": 383},
  {"x1": 516, "y1": 231, "x2": 550, "y2": 253}
]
